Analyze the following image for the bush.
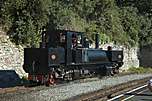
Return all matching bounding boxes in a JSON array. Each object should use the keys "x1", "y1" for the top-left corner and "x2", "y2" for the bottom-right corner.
[
  {"x1": 127, "y1": 67, "x2": 152, "y2": 74},
  {"x1": 1, "y1": 0, "x2": 51, "y2": 47},
  {"x1": 1, "y1": 0, "x2": 152, "y2": 47}
]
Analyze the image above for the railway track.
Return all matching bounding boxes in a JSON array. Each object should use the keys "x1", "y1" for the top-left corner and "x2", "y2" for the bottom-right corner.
[
  {"x1": 0, "y1": 72, "x2": 137, "y2": 92},
  {"x1": 107, "y1": 84, "x2": 148, "y2": 101},
  {"x1": 66, "y1": 77, "x2": 151, "y2": 101},
  {"x1": 0, "y1": 72, "x2": 133, "y2": 94},
  {"x1": 0, "y1": 74, "x2": 151, "y2": 101}
]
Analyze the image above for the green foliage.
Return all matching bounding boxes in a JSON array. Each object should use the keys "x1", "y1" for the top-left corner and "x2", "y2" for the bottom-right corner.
[
  {"x1": 1, "y1": 0, "x2": 51, "y2": 47},
  {"x1": 116, "y1": 0, "x2": 152, "y2": 47},
  {"x1": 117, "y1": 0, "x2": 152, "y2": 15},
  {"x1": 0, "y1": 0, "x2": 152, "y2": 47},
  {"x1": 139, "y1": 16, "x2": 152, "y2": 46},
  {"x1": 128, "y1": 67, "x2": 152, "y2": 74},
  {"x1": 119, "y1": 7, "x2": 140, "y2": 46}
]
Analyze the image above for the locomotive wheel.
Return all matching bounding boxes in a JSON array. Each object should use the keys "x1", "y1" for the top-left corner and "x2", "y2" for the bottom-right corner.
[
  {"x1": 114, "y1": 68, "x2": 119, "y2": 74},
  {"x1": 105, "y1": 66, "x2": 114, "y2": 76},
  {"x1": 45, "y1": 79, "x2": 55, "y2": 87},
  {"x1": 63, "y1": 70, "x2": 74, "y2": 81},
  {"x1": 45, "y1": 74, "x2": 56, "y2": 86},
  {"x1": 110, "y1": 70, "x2": 114, "y2": 76}
]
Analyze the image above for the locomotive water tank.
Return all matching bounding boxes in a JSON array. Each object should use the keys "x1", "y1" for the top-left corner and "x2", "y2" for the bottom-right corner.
[{"x1": 75, "y1": 48, "x2": 109, "y2": 64}]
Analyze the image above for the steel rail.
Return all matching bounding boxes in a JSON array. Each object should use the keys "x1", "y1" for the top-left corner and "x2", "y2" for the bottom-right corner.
[
  {"x1": 66, "y1": 77, "x2": 151, "y2": 101},
  {"x1": 107, "y1": 84, "x2": 147, "y2": 101}
]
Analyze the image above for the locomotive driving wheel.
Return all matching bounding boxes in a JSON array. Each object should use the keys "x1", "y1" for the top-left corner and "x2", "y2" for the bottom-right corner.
[
  {"x1": 45, "y1": 73, "x2": 56, "y2": 86},
  {"x1": 105, "y1": 66, "x2": 115, "y2": 76},
  {"x1": 113, "y1": 68, "x2": 119, "y2": 74},
  {"x1": 63, "y1": 70, "x2": 74, "y2": 81}
]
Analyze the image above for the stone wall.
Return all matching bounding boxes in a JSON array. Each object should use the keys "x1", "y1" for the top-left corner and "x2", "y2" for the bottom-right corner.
[
  {"x1": 101, "y1": 43, "x2": 139, "y2": 70},
  {"x1": 0, "y1": 33, "x2": 26, "y2": 77},
  {"x1": 122, "y1": 47, "x2": 139, "y2": 70}
]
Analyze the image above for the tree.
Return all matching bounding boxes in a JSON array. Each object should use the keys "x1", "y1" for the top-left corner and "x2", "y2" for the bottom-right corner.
[
  {"x1": 1, "y1": 0, "x2": 152, "y2": 47},
  {"x1": 1, "y1": 0, "x2": 51, "y2": 47}
]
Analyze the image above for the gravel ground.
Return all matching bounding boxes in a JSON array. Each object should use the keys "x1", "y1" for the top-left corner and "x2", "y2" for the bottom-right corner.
[{"x1": 0, "y1": 73, "x2": 152, "y2": 101}]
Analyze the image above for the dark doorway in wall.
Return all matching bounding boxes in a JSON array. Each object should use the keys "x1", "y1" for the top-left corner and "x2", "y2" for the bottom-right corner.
[{"x1": 139, "y1": 45, "x2": 152, "y2": 67}]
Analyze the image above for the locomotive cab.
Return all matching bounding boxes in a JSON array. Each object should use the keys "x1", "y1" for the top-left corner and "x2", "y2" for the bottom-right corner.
[
  {"x1": 46, "y1": 30, "x2": 89, "y2": 65},
  {"x1": 23, "y1": 30, "x2": 87, "y2": 82}
]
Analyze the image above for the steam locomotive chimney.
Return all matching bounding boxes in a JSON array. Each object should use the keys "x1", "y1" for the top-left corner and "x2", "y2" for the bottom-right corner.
[{"x1": 95, "y1": 33, "x2": 100, "y2": 49}]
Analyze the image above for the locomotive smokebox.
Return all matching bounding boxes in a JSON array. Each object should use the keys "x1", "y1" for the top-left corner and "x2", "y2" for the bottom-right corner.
[{"x1": 95, "y1": 33, "x2": 100, "y2": 49}]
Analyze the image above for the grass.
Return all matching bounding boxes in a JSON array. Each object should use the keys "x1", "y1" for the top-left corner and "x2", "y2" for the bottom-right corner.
[{"x1": 127, "y1": 67, "x2": 152, "y2": 74}]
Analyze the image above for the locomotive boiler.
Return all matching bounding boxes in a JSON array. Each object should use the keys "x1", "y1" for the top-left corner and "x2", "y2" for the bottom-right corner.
[{"x1": 23, "y1": 30, "x2": 123, "y2": 86}]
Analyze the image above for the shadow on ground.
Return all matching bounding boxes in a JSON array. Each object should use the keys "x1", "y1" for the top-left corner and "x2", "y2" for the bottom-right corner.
[{"x1": 0, "y1": 70, "x2": 21, "y2": 88}]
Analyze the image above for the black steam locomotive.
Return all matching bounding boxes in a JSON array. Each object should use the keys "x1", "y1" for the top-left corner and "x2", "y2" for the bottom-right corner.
[{"x1": 23, "y1": 30, "x2": 123, "y2": 85}]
